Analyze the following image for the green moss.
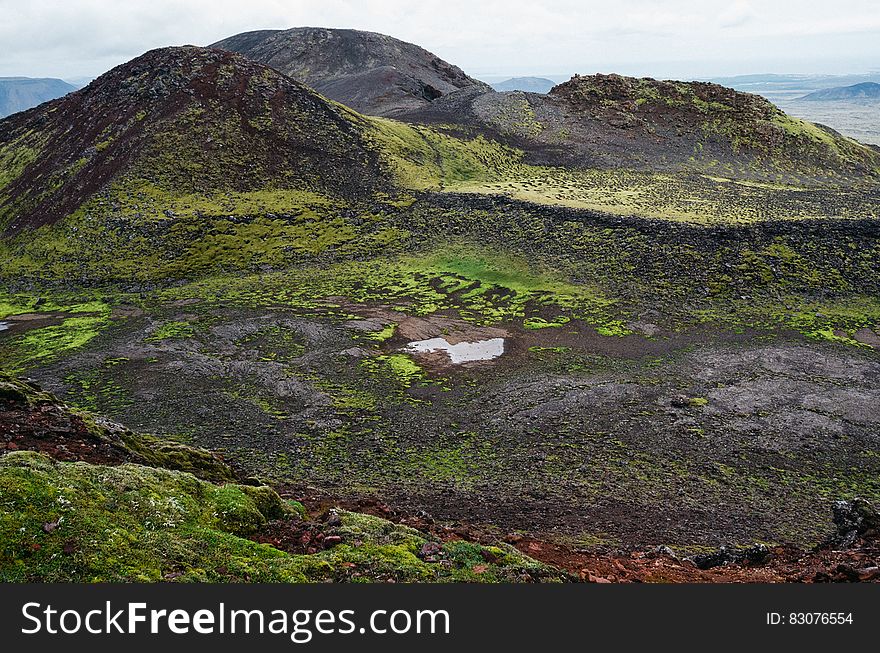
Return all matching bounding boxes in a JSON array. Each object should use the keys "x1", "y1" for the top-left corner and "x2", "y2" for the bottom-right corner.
[
  {"x1": 322, "y1": 384, "x2": 378, "y2": 412},
  {"x1": 0, "y1": 294, "x2": 111, "y2": 372},
  {"x1": 368, "y1": 117, "x2": 525, "y2": 190},
  {"x1": 0, "y1": 299, "x2": 33, "y2": 319},
  {"x1": 524, "y1": 316, "x2": 571, "y2": 330},
  {"x1": 119, "y1": 433, "x2": 239, "y2": 484},
  {"x1": 146, "y1": 320, "x2": 195, "y2": 342},
  {"x1": 365, "y1": 323, "x2": 396, "y2": 342},
  {"x1": 0, "y1": 315, "x2": 110, "y2": 373},
  {"x1": 0, "y1": 372, "x2": 55, "y2": 405},
  {"x1": 0, "y1": 452, "x2": 564, "y2": 583},
  {"x1": 286, "y1": 500, "x2": 307, "y2": 519},
  {"x1": 361, "y1": 354, "x2": 426, "y2": 387},
  {"x1": 0, "y1": 135, "x2": 41, "y2": 192},
  {"x1": 0, "y1": 452, "x2": 298, "y2": 582}
]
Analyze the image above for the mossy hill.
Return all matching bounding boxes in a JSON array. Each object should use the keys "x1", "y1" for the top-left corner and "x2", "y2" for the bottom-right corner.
[
  {"x1": 404, "y1": 73, "x2": 880, "y2": 183},
  {"x1": 3, "y1": 44, "x2": 880, "y2": 287},
  {"x1": 0, "y1": 45, "x2": 529, "y2": 280},
  {"x1": 0, "y1": 370, "x2": 238, "y2": 482},
  {"x1": 549, "y1": 74, "x2": 880, "y2": 176}
]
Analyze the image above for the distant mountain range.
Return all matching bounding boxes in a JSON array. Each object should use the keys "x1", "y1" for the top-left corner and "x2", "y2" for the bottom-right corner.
[
  {"x1": 708, "y1": 73, "x2": 880, "y2": 93},
  {"x1": 0, "y1": 77, "x2": 77, "y2": 118},
  {"x1": 490, "y1": 77, "x2": 555, "y2": 93},
  {"x1": 799, "y1": 82, "x2": 880, "y2": 101}
]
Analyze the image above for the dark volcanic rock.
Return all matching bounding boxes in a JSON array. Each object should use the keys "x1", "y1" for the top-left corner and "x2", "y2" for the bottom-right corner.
[
  {"x1": 401, "y1": 73, "x2": 880, "y2": 181},
  {"x1": 827, "y1": 498, "x2": 880, "y2": 548},
  {"x1": 211, "y1": 27, "x2": 490, "y2": 116},
  {"x1": 0, "y1": 371, "x2": 237, "y2": 482},
  {"x1": 689, "y1": 544, "x2": 771, "y2": 570}
]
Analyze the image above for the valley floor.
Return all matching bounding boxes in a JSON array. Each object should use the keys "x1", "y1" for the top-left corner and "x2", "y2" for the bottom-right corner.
[{"x1": 2, "y1": 234, "x2": 879, "y2": 554}]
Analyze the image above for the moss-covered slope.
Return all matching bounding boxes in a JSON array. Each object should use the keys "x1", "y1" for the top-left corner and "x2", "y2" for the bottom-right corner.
[
  {"x1": 2, "y1": 46, "x2": 880, "y2": 286},
  {"x1": 0, "y1": 371, "x2": 564, "y2": 582},
  {"x1": 1, "y1": 370, "x2": 239, "y2": 481},
  {"x1": 0, "y1": 451, "x2": 563, "y2": 582},
  {"x1": 405, "y1": 73, "x2": 880, "y2": 183},
  {"x1": 550, "y1": 74, "x2": 880, "y2": 176}
]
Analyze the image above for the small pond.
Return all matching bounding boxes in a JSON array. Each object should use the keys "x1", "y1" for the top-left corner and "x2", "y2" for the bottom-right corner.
[{"x1": 404, "y1": 337, "x2": 505, "y2": 363}]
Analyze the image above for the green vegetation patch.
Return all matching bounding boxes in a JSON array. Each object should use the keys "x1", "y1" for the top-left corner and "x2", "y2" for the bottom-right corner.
[
  {"x1": 0, "y1": 452, "x2": 564, "y2": 582},
  {"x1": 1, "y1": 316, "x2": 110, "y2": 374},
  {"x1": 368, "y1": 118, "x2": 526, "y2": 190},
  {"x1": 146, "y1": 320, "x2": 195, "y2": 342},
  {"x1": 150, "y1": 244, "x2": 627, "y2": 336},
  {"x1": 0, "y1": 451, "x2": 295, "y2": 582},
  {"x1": 0, "y1": 295, "x2": 113, "y2": 374}
]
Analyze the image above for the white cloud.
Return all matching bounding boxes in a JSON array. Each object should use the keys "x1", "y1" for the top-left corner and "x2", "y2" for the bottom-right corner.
[
  {"x1": 718, "y1": 1, "x2": 756, "y2": 29},
  {"x1": 0, "y1": 0, "x2": 877, "y2": 79}
]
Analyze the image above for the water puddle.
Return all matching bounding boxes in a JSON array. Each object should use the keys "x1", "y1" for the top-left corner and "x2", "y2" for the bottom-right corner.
[
  {"x1": 404, "y1": 337, "x2": 505, "y2": 363},
  {"x1": 0, "y1": 313, "x2": 74, "y2": 336}
]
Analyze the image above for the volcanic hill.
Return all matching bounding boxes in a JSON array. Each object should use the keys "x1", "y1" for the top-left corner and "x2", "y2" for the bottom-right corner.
[
  {"x1": 0, "y1": 46, "x2": 393, "y2": 235},
  {"x1": 210, "y1": 27, "x2": 489, "y2": 117},
  {"x1": 404, "y1": 73, "x2": 880, "y2": 181}
]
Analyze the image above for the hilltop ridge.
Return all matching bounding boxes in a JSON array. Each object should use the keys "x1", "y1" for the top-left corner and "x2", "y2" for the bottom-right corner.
[
  {"x1": 800, "y1": 82, "x2": 880, "y2": 101},
  {"x1": 403, "y1": 72, "x2": 880, "y2": 181},
  {"x1": 211, "y1": 27, "x2": 490, "y2": 116}
]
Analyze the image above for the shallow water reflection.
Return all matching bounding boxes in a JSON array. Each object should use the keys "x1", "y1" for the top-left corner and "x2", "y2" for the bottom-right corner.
[{"x1": 404, "y1": 337, "x2": 505, "y2": 363}]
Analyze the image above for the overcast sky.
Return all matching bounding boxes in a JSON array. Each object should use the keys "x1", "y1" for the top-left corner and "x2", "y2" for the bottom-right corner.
[{"x1": 1, "y1": 0, "x2": 878, "y2": 82}]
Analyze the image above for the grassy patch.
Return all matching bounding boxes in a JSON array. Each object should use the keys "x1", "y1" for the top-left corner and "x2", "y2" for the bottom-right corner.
[{"x1": 0, "y1": 452, "x2": 564, "y2": 582}]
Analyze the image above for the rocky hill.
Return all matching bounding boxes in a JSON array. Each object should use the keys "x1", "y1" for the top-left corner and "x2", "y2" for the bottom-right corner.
[
  {"x1": 0, "y1": 77, "x2": 76, "y2": 118},
  {"x1": 0, "y1": 46, "x2": 393, "y2": 235},
  {"x1": 211, "y1": 27, "x2": 490, "y2": 116},
  {"x1": 404, "y1": 73, "x2": 880, "y2": 181}
]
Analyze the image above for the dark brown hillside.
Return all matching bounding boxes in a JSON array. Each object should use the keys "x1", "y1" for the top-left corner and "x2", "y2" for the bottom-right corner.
[
  {"x1": 0, "y1": 46, "x2": 390, "y2": 234},
  {"x1": 211, "y1": 27, "x2": 490, "y2": 116}
]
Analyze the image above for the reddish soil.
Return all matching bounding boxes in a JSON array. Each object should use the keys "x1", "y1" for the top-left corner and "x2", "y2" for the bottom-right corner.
[
  {"x1": 0, "y1": 389, "x2": 133, "y2": 465},
  {"x1": 279, "y1": 486, "x2": 880, "y2": 583}
]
